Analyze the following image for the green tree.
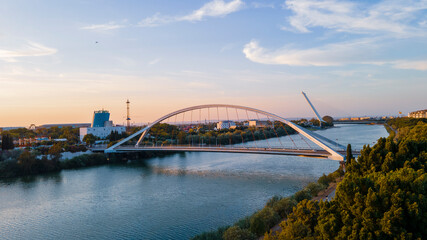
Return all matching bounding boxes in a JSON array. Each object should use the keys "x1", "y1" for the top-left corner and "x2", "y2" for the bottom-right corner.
[
  {"x1": 249, "y1": 207, "x2": 280, "y2": 236},
  {"x1": 223, "y1": 226, "x2": 256, "y2": 240},
  {"x1": 83, "y1": 134, "x2": 97, "y2": 145},
  {"x1": 1, "y1": 133, "x2": 14, "y2": 150}
]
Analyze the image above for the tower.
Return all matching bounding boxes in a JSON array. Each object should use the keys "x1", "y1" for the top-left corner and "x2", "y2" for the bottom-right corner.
[{"x1": 126, "y1": 99, "x2": 131, "y2": 131}]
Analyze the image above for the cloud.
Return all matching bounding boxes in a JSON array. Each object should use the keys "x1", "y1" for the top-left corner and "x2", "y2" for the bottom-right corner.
[
  {"x1": 0, "y1": 42, "x2": 57, "y2": 62},
  {"x1": 179, "y1": 0, "x2": 244, "y2": 21},
  {"x1": 148, "y1": 58, "x2": 161, "y2": 65},
  {"x1": 392, "y1": 60, "x2": 427, "y2": 71},
  {"x1": 283, "y1": 0, "x2": 427, "y2": 36},
  {"x1": 243, "y1": 39, "x2": 381, "y2": 66},
  {"x1": 81, "y1": 21, "x2": 125, "y2": 31},
  {"x1": 243, "y1": 40, "x2": 427, "y2": 71},
  {"x1": 138, "y1": 0, "x2": 244, "y2": 27},
  {"x1": 138, "y1": 13, "x2": 175, "y2": 27}
]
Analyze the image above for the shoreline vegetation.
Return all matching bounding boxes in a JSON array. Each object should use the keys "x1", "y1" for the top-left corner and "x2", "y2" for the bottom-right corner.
[{"x1": 192, "y1": 118, "x2": 427, "y2": 240}]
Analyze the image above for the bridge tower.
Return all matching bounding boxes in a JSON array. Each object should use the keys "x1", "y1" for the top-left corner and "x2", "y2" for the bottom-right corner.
[{"x1": 301, "y1": 91, "x2": 326, "y2": 128}]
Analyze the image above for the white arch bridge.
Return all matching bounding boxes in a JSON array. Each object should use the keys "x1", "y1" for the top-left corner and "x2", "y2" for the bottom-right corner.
[{"x1": 105, "y1": 104, "x2": 355, "y2": 161}]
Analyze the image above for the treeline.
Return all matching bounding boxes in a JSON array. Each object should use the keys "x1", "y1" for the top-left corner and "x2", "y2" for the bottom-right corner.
[
  {"x1": 0, "y1": 150, "x2": 107, "y2": 179},
  {"x1": 261, "y1": 118, "x2": 427, "y2": 239},
  {"x1": 191, "y1": 167, "x2": 344, "y2": 240},
  {"x1": 139, "y1": 122, "x2": 298, "y2": 146}
]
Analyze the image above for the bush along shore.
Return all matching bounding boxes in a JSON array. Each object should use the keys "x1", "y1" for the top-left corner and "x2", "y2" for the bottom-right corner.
[
  {"x1": 192, "y1": 118, "x2": 427, "y2": 240},
  {"x1": 0, "y1": 147, "x2": 182, "y2": 179},
  {"x1": 0, "y1": 151, "x2": 107, "y2": 179}
]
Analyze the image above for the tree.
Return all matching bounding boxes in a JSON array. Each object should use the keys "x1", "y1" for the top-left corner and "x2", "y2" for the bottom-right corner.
[
  {"x1": 48, "y1": 143, "x2": 63, "y2": 160},
  {"x1": 223, "y1": 226, "x2": 256, "y2": 240},
  {"x1": 1, "y1": 133, "x2": 14, "y2": 150},
  {"x1": 249, "y1": 207, "x2": 281, "y2": 236},
  {"x1": 83, "y1": 134, "x2": 97, "y2": 145},
  {"x1": 346, "y1": 143, "x2": 353, "y2": 163},
  {"x1": 322, "y1": 115, "x2": 334, "y2": 127}
]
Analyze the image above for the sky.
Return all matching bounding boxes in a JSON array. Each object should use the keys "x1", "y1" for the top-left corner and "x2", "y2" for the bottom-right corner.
[{"x1": 0, "y1": 0, "x2": 426, "y2": 127}]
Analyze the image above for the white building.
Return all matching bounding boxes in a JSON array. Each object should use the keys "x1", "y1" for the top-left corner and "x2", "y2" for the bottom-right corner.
[
  {"x1": 216, "y1": 121, "x2": 236, "y2": 130},
  {"x1": 408, "y1": 109, "x2": 427, "y2": 118},
  {"x1": 79, "y1": 109, "x2": 126, "y2": 142},
  {"x1": 79, "y1": 126, "x2": 126, "y2": 142}
]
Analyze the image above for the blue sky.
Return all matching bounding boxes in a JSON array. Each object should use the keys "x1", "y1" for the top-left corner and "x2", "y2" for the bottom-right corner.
[{"x1": 0, "y1": 0, "x2": 426, "y2": 126}]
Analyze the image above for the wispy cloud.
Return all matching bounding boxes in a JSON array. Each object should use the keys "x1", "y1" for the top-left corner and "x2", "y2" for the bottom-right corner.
[
  {"x1": 243, "y1": 39, "x2": 427, "y2": 71},
  {"x1": 392, "y1": 60, "x2": 427, "y2": 71},
  {"x1": 179, "y1": 0, "x2": 244, "y2": 21},
  {"x1": 138, "y1": 0, "x2": 244, "y2": 27},
  {"x1": 148, "y1": 58, "x2": 161, "y2": 65},
  {"x1": 283, "y1": 0, "x2": 427, "y2": 36},
  {"x1": 243, "y1": 39, "x2": 381, "y2": 66},
  {"x1": 81, "y1": 21, "x2": 126, "y2": 31},
  {"x1": 0, "y1": 41, "x2": 57, "y2": 62}
]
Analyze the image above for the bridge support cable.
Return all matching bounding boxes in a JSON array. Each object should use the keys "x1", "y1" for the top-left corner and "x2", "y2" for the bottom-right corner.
[
  {"x1": 208, "y1": 108, "x2": 211, "y2": 147},
  {"x1": 277, "y1": 121, "x2": 298, "y2": 149},
  {"x1": 106, "y1": 104, "x2": 344, "y2": 161},
  {"x1": 217, "y1": 107, "x2": 221, "y2": 147},
  {"x1": 235, "y1": 108, "x2": 245, "y2": 145},
  {"x1": 296, "y1": 128, "x2": 314, "y2": 150},
  {"x1": 199, "y1": 108, "x2": 202, "y2": 147},
  {"x1": 190, "y1": 110, "x2": 193, "y2": 147},
  {"x1": 226, "y1": 107, "x2": 232, "y2": 147},
  {"x1": 266, "y1": 115, "x2": 284, "y2": 149},
  {"x1": 256, "y1": 112, "x2": 271, "y2": 149},
  {"x1": 245, "y1": 109, "x2": 258, "y2": 149}
]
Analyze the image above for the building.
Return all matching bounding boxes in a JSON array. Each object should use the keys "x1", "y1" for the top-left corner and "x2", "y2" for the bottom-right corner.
[
  {"x1": 216, "y1": 121, "x2": 236, "y2": 130},
  {"x1": 36, "y1": 123, "x2": 91, "y2": 129},
  {"x1": 408, "y1": 109, "x2": 427, "y2": 118},
  {"x1": 247, "y1": 120, "x2": 271, "y2": 128},
  {"x1": 92, "y1": 110, "x2": 110, "y2": 127},
  {"x1": 80, "y1": 110, "x2": 126, "y2": 142}
]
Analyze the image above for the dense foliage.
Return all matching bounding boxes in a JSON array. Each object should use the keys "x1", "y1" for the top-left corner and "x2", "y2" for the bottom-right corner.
[
  {"x1": 1, "y1": 133, "x2": 15, "y2": 150},
  {"x1": 264, "y1": 119, "x2": 427, "y2": 240},
  {"x1": 0, "y1": 151, "x2": 106, "y2": 179}
]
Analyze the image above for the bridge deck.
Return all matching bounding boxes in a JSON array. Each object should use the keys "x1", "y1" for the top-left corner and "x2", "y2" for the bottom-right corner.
[{"x1": 111, "y1": 146, "x2": 358, "y2": 161}]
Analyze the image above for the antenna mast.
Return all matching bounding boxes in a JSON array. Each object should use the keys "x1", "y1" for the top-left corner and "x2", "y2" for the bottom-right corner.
[{"x1": 126, "y1": 99, "x2": 131, "y2": 131}]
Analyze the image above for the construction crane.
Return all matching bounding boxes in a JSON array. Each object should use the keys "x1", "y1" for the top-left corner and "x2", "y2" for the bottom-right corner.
[{"x1": 302, "y1": 91, "x2": 326, "y2": 127}]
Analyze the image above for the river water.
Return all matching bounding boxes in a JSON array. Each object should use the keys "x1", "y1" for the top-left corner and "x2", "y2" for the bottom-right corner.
[{"x1": 0, "y1": 124, "x2": 387, "y2": 240}]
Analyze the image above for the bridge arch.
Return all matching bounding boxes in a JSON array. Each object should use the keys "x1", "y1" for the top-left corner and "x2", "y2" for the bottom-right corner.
[{"x1": 106, "y1": 104, "x2": 345, "y2": 161}]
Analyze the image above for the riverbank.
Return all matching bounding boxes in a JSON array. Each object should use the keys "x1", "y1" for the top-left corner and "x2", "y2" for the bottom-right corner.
[
  {"x1": 260, "y1": 176, "x2": 344, "y2": 239},
  {"x1": 191, "y1": 167, "x2": 344, "y2": 240}
]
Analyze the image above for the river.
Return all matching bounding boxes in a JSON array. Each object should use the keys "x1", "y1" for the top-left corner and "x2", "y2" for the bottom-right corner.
[{"x1": 0, "y1": 124, "x2": 387, "y2": 239}]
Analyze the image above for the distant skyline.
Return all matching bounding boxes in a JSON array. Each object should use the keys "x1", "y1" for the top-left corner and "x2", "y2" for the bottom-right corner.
[{"x1": 1, "y1": 0, "x2": 426, "y2": 127}]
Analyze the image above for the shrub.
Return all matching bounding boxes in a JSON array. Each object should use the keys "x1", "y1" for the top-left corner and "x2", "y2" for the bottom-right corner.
[
  {"x1": 305, "y1": 182, "x2": 327, "y2": 196},
  {"x1": 249, "y1": 207, "x2": 280, "y2": 236},
  {"x1": 272, "y1": 197, "x2": 297, "y2": 218},
  {"x1": 223, "y1": 226, "x2": 256, "y2": 240},
  {"x1": 293, "y1": 189, "x2": 312, "y2": 202}
]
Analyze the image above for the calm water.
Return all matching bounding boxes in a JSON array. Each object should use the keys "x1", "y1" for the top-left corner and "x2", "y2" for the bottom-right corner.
[{"x1": 0, "y1": 124, "x2": 387, "y2": 240}]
